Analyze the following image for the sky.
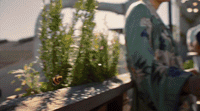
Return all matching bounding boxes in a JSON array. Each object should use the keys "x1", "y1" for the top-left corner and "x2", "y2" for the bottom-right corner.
[{"x1": 0, "y1": 0, "x2": 170, "y2": 43}]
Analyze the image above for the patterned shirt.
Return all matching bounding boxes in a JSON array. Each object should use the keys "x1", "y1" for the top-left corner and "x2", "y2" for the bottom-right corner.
[{"x1": 125, "y1": 0, "x2": 196, "y2": 111}]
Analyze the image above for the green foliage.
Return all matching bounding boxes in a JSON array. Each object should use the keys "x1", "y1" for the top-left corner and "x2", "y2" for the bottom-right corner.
[
  {"x1": 8, "y1": 0, "x2": 74, "y2": 95},
  {"x1": 108, "y1": 33, "x2": 120, "y2": 77},
  {"x1": 70, "y1": 0, "x2": 120, "y2": 86},
  {"x1": 38, "y1": 0, "x2": 74, "y2": 91},
  {"x1": 39, "y1": 82, "x2": 52, "y2": 92},
  {"x1": 8, "y1": 62, "x2": 42, "y2": 97},
  {"x1": 8, "y1": 0, "x2": 120, "y2": 97},
  {"x1": 183, "y1": 60, "x2": 194, "y2": 69}
]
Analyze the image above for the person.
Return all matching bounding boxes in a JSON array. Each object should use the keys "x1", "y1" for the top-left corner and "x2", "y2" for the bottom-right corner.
[
  {"x1": 187, "y1": 24, "x2": 200, "y2": 54},
  {"x1": 124, "y1": 0, "x2": 199, "y2": 110}
]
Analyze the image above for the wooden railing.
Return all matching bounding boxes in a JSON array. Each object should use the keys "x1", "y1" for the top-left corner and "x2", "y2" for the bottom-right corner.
[{"x1": 0, "y1": 73, "x2": 133, "y2": 111}]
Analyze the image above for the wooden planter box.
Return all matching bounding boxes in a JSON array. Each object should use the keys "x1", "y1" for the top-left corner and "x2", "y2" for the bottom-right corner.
[{"x1": 0, "y1": 73, "x2": 133, "y2": 111}]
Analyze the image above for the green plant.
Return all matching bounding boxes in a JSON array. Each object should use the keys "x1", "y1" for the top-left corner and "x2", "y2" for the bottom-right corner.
[
  {"x1": 38, "y1": 0, "x2": 75, "y2": 91},
  {"x1": 9, "y1": 61, "x2": 42, "y2": 97},
  {"x1": 109, "y1": 33, "x2": 120, "y2": 77},
  {"x1": 70, "y1": 0, "x2": 99, "y2": 86},
  {"x1": 8, "y1": 0, "x2": 75, "y2": 94},
  {"x1": 69, "y1": 0, "x2": 120, "y2": 86},
  {"x1": 8, "y1": 0, "x2": 120, "y2": 96},
  {"x1": 92, "y1": 32, "x2": 120, "y2": 80},
  {"x1": 183, "y1": 60, "x2": 194, "y2": 69}
]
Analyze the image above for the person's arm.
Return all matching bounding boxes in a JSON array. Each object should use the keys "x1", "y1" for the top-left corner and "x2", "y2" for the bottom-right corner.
[
  {"x1": 182, "y1": 75, "x2": 200, "y2": 98},
  {"x1": 182, "y1": 31, "x2": 200, "y2": 98},
  {"x1": 186, "y1": 28, "x2": 195, "y2": 52}
]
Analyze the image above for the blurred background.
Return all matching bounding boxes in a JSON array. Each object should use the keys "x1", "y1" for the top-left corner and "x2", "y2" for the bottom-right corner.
[
  {"x1": 1, "y1": 0, "x2": 197, "y2": 61},
  {"x1": 0, "y1": 0, "x2": 170, "y2": 41},
  {"x1": 0, "y1": 0, "x2": 200, "y2": 103}
]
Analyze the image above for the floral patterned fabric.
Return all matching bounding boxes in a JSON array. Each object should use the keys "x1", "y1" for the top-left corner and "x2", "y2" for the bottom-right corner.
[{"x1": 125, "y1": 0, "x2": 197, "y2": 111}]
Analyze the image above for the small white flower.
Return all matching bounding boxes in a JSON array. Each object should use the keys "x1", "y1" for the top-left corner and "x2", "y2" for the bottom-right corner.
[
  {"x1": 38, "y1": 28, "x2": 42, "y2": 31},
  {"x1": 56, "y1": 31, "x2": 60, "y2": 35},
  {"x1": 39, "y1": 20, "x2": 42, "y2": 23},
  {"x1": 40, "y1": 65, "x2": 44, "y2": 68},
  {"x1": 47, "y1": 28, "x2": 51, "y2": 32},
  {"x1": 100, "y1": 46, "x2": 104, "y2": 50},
  {"x1": 98, "y1": 63, "x2": 102, "y2": 66},
  {"x1": 37, "y1": 83, "x2": 41, "y2": 87},
  {"x1": 59, "y1": 26, "x2": 63, "y2": 31},
  {"x1": 47, "y1": 36, "x2": 51, "y2": 39}
]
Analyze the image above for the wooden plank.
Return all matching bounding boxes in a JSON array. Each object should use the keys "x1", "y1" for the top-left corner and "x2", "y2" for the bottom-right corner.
[
  {"x1": 0, "y1": 73, "x2": 133, "y2": 111},
  {"x1": 55, "y1": 74, "x2": 132, "y2": 111}
]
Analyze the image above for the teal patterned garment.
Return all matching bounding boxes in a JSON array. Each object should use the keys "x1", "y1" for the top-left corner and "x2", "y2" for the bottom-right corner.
[{"x1": 125, "y1": 0, "x2": 197, "y2": 111}]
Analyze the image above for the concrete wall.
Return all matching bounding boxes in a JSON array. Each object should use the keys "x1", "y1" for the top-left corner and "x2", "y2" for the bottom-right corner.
[{"x1": 176, "y1": 0, "x2": 200, "y2": 62}]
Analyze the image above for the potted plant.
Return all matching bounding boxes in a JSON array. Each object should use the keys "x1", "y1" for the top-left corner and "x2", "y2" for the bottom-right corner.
[{"x1": 7, "y1": 0, "x2": 120, "y2": 100}]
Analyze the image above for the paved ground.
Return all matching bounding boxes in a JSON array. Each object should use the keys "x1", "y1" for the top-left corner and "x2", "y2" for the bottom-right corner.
[
  {"x1": 0, "y1": 39, "x2": 35, "y2": 103},
  {"x1": 0, "y1": 40, "x2": 34, "y2": 69}
]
